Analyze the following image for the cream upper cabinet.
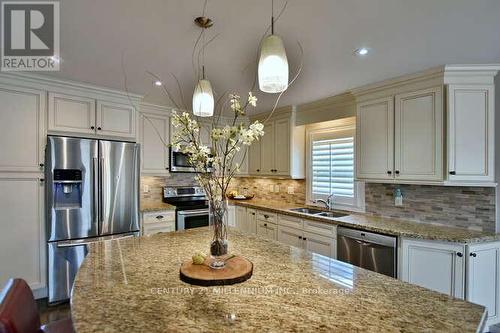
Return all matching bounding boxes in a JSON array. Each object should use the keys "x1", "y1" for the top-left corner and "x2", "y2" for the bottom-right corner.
[
  {"x1": 48, "y1": 92, "x2": 96, "y2": 135},
  {"x1": 0, "y1": 176, "x2": 45, "y2": 294},
  {"x1": 248, "y1": 108, "x2": 305, "y2": 179},
  {"x1": 447, "y1": 85, "x2": 494, "y2": 183},
  {"x1": 199, "y1": 121, "x2": 212, "y2": 147},
  {"x1": 401, "y1": 238, "x2": 465, "y2": 299},
  {"x1": 96, "y1": 101, "x2": 136, "y2": 139},
  {"x1": 274, "y1": 118, "x2": 291, "y2": 175},
  {"x1": 356, "y1": 97, "x2": 394, "y2": 180},
  {"x1": 466, "y1": 241, "x2": 500, "y2": 326},
  {"x1": 394, "y1": 87, "x2": 443, "y2": 181},
  {"x1": 139, "y1": 107, "x2": 170, "y2": 175},
  {"x1": 260, "y1": 122, "x2": 275, "y2": 174},
  {"x1": 248, "y1": 138, "x2": 261, "y2": 174},
  {"x1": 0, "y1": 84, "x2": 46, "y2": 172}
]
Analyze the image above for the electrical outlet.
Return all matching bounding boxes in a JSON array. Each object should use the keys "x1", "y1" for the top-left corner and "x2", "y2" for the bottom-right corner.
[
  {"x1": 143, "y1": 185, "x2": 150, "y2": 193},
  {"x1": 287, "y1": 186, "x2": 294, "y2": 194},
  {"x1": 269, "y1": 185, "x2": 274, "y2": 192},
  {"x1": 274, "y1": 185, "x2": 280, "y2": 193},
  {"x1": 394, "y1": 188, "x2": 403, "y2": 206}
]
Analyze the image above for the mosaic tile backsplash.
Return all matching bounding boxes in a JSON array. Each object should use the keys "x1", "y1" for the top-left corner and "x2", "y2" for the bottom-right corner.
[
  {"x1": 365, "y1": 183, "x2": 496, "y2": 232},
  {"x1": 141, "y1": 174, "x2": 496, "y2": 232}
]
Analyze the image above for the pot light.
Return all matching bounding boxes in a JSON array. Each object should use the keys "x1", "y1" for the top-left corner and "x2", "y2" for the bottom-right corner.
[
  {"x1": 355, "y1": 47, "x2": 369, "y2": 56},
  {"x1": 154, "y1": 80, "x2": 163, "y2": 86}
]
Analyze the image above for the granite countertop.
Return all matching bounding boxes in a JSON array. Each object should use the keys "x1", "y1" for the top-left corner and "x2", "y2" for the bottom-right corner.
[
  {"x1": 71, "y1": 228, "x2": 486, "y2": 332},
  {"x1": 230, "y1": 199, "x2": 500, "y2": 243},
  {"x1": 140, "y1": 201, "x2": 176, "y2": 212}
]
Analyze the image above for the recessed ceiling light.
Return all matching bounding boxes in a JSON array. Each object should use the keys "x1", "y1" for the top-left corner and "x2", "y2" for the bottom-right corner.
[
  {"x1": 154, "y1": 80, "x2": 162, "y2": 86},
  {"x1": 354, "y1": 47, "x2": 369, "y2": 56}
]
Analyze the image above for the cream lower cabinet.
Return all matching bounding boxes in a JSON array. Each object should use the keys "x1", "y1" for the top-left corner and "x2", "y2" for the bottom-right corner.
[
  {"x1": 235, "y1": 206, "x2": 247, "y2": 232},
  {"x1": 0, "y1": 176, "x2": 45, "y2": 297},
  {"x1": 401, "y1": 238, "x2": 500, "y2": 327},
  {"x1": 466, "y1": 242, "x2": 500, "y2": 326},
  {"x1": 303, "y1": 232, "x2": 336, "y2": 258},
  {"x1": 277, "y1": 225, "x2": 303, "y2": 248},
  {"x1": 139, "y1": 105, "x2": 170, "y2": 175},
  {"x1": 141, "y1": 210, "x2": 176, "y2": 236},
  {"x1": 227, "y1": 205, "x2": 236, "y2": 228},
  {"x1": 245, "y1": 209, "x2": 257, "y2": 234},
  {"x1": 256, "y1": 221, "x2": 277, "y2": 241},
  {"x1": 400, "y1": 238, "x2": 465, "y2": 298}
]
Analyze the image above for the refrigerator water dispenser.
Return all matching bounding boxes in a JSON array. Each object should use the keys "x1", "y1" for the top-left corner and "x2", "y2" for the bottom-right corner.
[{"x1": 53, "y1": 169, "x2": 83, "y2": 209}]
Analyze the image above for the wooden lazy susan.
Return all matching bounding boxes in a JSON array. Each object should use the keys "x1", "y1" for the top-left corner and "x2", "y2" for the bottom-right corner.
[{"x1": 179, "y1": 255, "x2": 253, "y2": 286}]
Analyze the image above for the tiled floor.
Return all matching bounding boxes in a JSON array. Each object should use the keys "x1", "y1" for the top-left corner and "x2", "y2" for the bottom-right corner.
[{"x1": 37, "y1": 298, "x2": 71, "y2": 325}]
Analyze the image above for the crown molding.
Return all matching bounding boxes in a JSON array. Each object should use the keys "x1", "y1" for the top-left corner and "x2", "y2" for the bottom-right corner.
[{"x1": 0, "y1": 72, "x2": 144, "y2": 100}]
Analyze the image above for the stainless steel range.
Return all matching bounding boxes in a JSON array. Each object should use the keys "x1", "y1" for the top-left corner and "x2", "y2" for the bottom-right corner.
[{"x1": 163, "y1": 186, "x2": 209, "y2": 230}]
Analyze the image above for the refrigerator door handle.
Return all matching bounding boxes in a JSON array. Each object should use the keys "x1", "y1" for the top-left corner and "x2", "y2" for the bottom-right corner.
[
  {"x1": 99, "y1": 157, "x2": 105, "y2": 227},
  {"x1": 93, "y1": 157, "x2": 99, "y2": 225}
]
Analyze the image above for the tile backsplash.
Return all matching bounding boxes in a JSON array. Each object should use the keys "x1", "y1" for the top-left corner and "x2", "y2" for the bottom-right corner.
[
  {"x1": 365, "y1": 183, "x2": 496, "y2": 232},
  {"x1": 230, "y1": 177, "x2": 306, "y2": 205},
  {"x1": 141, "y1": 174, "x2": 496, "y2": 232}
]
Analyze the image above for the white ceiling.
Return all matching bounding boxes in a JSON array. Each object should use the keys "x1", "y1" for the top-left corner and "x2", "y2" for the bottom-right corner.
[{"x1": 46, "y1": 0, "x2": 500, "y2": 113}]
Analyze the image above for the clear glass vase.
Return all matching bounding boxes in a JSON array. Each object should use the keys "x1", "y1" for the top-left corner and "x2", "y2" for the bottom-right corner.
[{"x1": 208, "y1": 199, "x2": 229, "y2": 269}]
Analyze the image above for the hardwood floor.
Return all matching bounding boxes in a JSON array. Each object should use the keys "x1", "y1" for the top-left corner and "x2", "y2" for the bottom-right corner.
[{"x1": 37, "y1": 298, "x2": 71, "y2": 325}]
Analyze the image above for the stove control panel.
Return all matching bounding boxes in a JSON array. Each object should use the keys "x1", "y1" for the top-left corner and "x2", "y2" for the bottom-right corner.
[{"x1": 163, "y1": 186, "x2": 205, "y2": 198}]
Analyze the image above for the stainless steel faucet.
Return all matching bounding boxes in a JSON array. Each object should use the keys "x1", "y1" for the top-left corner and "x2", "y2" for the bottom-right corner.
[{"x1": 314, "y1": 194, "x2": 334, "y2": 210}]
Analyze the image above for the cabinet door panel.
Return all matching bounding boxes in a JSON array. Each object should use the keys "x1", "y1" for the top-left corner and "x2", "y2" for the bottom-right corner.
[
  {"x1": 260, "y1": 123, "x2": 275, "y2": 175},
  {"x1": 235, "y1": 206, "x2": 247, "y2": 232},
  {"x1": 394, "y1": 87, "x2": 443, "y2": 181},
  {"x1": 274, "y1": 118, "x2": 290, "y2": 175},
  {"x1": 140, "y1": 113, "x2": 169, "y2": 175},
  {"x1": 0, "y1": 177, "x2": 45, "y2": 291},
  {"x1": 0, "y1": 85, "x2": 45, "y2": 172},
  {"x1": 356, "y1": 97, "x2": 394, "y2": 179},
  {"x1": 246, "y1": 209, "x2": 257, "y2": 234},
  {"x1": 401, "y1": 239, "x2": 464, "y2": 298},
  {"x1": 199, "y1": 122, "x2": 212, "y2": 147},
  {"x1": 48, "y1": 92, "x2": 95, "y2": 135},
  {"x1": 467, "y1": 242, "x2": 500, "y2": 323},
  {"x1": 248, "y1": 139, "x2": 261, "y2": 175},
  {"x1": 448, "y1": 85, "x2": 494, "y2": 182},
  {"x1": 277, "y1": 225, "x2": 303, "y2": 248},
  {"x1": 96, "y1": 101, "x2": 136, "y2": 139},
  {"x1": 304, "y1": 232, "x2": 336, "y2": 259}
]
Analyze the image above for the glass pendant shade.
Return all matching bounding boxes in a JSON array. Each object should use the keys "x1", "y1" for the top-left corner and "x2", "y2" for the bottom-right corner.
[
  {"x1": 192, "y1": 79, "x2": 214, "y2": 117},
  {"x1": 258, "y1": 34, "x2": 289, "y2": 93}
]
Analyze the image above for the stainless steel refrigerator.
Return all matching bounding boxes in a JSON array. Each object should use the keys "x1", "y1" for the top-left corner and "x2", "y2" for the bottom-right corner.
[{"x1": 45, "y1": 136, "x2": 140, "y2": 303}]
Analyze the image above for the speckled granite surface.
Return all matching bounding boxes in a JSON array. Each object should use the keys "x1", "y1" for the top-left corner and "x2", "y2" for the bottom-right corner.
[
  {"x1": 71, "y1": 229, "x2": 486, "y2": 332},
  {"x1": 230, "y1": 199, "x2": 500, "y2": 243},
  {"x1": 140, "y1": 201, "x2": 176, "y2": 212}
]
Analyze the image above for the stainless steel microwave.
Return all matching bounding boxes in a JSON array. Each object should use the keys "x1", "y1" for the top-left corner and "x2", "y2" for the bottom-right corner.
[{"x1": 169, "y1": 147, "x2": 213, "y2": 173}]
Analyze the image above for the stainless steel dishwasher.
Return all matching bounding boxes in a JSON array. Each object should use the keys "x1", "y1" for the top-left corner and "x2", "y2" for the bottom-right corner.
[{"x1": 337, "y1": 227, "x2": 397, "y2": 278}]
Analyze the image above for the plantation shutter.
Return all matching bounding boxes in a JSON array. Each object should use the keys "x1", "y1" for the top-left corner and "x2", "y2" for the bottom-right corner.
[{"x1": 311, "y1": 137, "x2": 354, "y2": 198}]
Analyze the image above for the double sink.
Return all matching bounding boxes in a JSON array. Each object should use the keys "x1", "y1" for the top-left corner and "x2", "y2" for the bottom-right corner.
[{"x1": 288, "y1": 207, "x2": 349, "y2": 219}]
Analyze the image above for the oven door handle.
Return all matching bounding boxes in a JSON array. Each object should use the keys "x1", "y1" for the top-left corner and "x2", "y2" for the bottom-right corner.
[{"x1": 177, "y1": 209, "x2": 209, "y2": 217}]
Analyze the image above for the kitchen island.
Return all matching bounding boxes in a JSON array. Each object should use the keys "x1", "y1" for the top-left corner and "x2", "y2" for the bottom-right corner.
[{"x1": 71, "y1": 228, "x2": 486, "y2": 332}]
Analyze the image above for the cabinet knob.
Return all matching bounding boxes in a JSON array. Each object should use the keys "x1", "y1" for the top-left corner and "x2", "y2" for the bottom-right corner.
[
  {"x1": 387, "y1": 171, "x2": 392, "y2": 175},
  {"x1": 395, "y1": 170, "x2": 400, "y2": 175},
  {"x1": 470, "y1": 253, "x2": 477, "y2": 257},
  {"x1": 298, "y1": 236, "x2": 302, "y2": 239},
  {"x1": 39, "y1": 163, "x2": 44, "y2": 167},
  {"x1": 303, "y1": 237, "x2": 307, "y2": 241},
  {"x1": 256, "y1": 169, "x2": 260, "y2": 172},
  {"x1": 264, "y1": 214, "x2": 269, "y2": 218},
  {"x1": 165, "y1": 167, "x2": 169, "y2": 170},
  {"x1": 264, "y1": 223, "x2": 267, "y2": 227},
  {"x1": 457, "y1": 252, "x2": 463, "y2": 257},
  {"x1": 449, "y1": 171, "x2": 456, "y2": 175},
  {"x1": 252, "y1": 213, "x2": 255, "y2": 215},
  {"x1": 39, "y1": 178, "x2": 45, "y2": 182},
  {"x1": 97, "y1": 127, "x2": 102, "y2": 131},
  {"x1": 91, "y1": 126, "x2": 95, "y2": 130},
  {"x1": 156, "y1": 215, "x2": 164, "y2": 219}
]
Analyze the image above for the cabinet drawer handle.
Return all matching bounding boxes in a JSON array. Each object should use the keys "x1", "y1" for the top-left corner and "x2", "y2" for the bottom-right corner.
[
  {"x1": 449, "y1": 171, "x2": 456, "y2": 175},
  {"x1": 303, "y1": 237, "x2": 307, "y2": 241},
  {"x1": 470, "y1": 253, "x2": 477, "y2": 257},
  {"x1": 156, "y1": 215, "x2": 164, "y2": 219},
  {"x1": 387, "y1": 171, "x2": 392, "y2": 175},
  {"x1": 298, "y1": 236, "x2": 302, "y2": 239},
  {"x1": 457, "y1": 252, "x2": 463, "y2": 257},
  {"x1": 264, "y1": 214, "x2": 269, "y2": 218}
]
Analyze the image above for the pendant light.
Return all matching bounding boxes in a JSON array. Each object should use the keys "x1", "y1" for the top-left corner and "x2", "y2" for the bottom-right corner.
[
  {"x1": 193, "y1": 17, "x2": 214, "y2": 117},
  {"x1": 258, "y1": 0, "x2": 289, "y2": 93}
]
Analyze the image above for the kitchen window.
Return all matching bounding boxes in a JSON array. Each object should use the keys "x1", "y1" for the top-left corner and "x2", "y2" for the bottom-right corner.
[{"x1": 306, "y1": 118, "x2": 365, "y2": 212}]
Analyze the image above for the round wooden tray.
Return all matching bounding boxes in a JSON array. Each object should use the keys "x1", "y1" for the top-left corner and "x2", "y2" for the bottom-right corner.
[{"x1": 179, "y1": 255, "x2": 253, "y2": 286}]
